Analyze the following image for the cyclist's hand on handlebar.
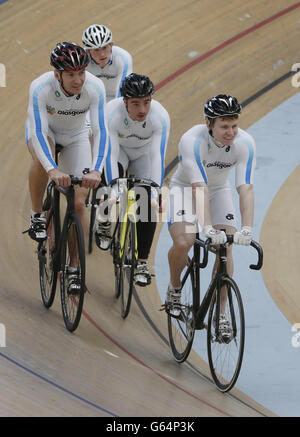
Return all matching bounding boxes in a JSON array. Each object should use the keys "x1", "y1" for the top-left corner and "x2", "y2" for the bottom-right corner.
[
  {"x1": 234, "y1": 226, "x2": 253, "y2": 246},
  {"x1": 82, "y1": 170, "x2": 101, "y2": 189},
  {"x1": 48, "y1": 168, "x2": 71, "y2": 187},
  {"x1": 203, "y1": 225, "x2": 227, "y2": 245}
]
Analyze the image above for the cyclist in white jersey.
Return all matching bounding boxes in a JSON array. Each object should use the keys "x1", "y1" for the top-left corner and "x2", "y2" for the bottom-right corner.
[
  {"x1": 166, "y1": 94, "x2": 256, "y2": 334},
  {"x1": 97, "y1": 73, "x2": 170, "y2": 286},
  {"x1": 82, "y1": 24, "x2": 133, "y2": 102},
  {"x1": 25, "y1": 42, "x2": 108, "y2": 292}
]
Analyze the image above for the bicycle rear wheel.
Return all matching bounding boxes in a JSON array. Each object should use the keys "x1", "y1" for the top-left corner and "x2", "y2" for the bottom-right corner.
[
  {"x1": 207, "y1": 276, "x2": 245, "y2": 392},
  {"x1": 119, "y1": 220, "x2": 136, "y2": 318},
  {"x1": 39, "y1": 208, "x2": 59, "y2": 308},
  {"x1": 167, "y1": 260, "x2": 195, "y2": 363},
  {"x1": 60, "y1": 213, "x2": 86, "y2": 332}
]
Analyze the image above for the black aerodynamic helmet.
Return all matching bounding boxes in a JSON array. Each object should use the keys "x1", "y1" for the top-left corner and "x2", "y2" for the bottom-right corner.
[
  {"x1": 120, "y1": 73, "x2": 155, "y2": 98},
  {"x1": 50, "y1": 42, "x2": 89, "y2": 71},
  {"x1": 204, "y1": 94, "x2": 242, "y2": 119}
]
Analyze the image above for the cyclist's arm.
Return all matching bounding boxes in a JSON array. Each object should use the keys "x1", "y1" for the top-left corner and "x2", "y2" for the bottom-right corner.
[
  {"x1": 89, "y1": 81, "x2": 109, "y2": 174},
  {"x1": 237, "y1": 184, "x2": 254, "y2": 227},
  {"x1": 104, "y1": 124, "x2": 120, "y2": 184},
  {"x1": 114, "y1": 49, "x2": 133, "y2": 99},
  {"x1": 180, "y1": 133, "x2": 212, "y2": 228},
  {"x1": 235, "y1": 134, "x2": 256, "y2": 227},
  {"x1": 27, "y1": 82, "x2": 57, "y2": 173},
  {"x1": 149, "y1": 110, "x2": 170, "y2": 187}
]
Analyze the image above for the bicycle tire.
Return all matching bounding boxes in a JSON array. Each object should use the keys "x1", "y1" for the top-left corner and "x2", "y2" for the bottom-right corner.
[
  {"x1": 39, "y1": 208, "x2": 59, "y2": 308},
  {"x1": 207, "y1": 276, "x2": 245, "y2": 392},
  {"x1": 88, "y1": 188, "x2": 98, "y2": 254},
  {"x1": 167, "y1": 259, "x2": 195, "y2": 363},
  {"x1": 60, "y1": 213, "x2": 86, "y2": 332},
  {"x1": 119, "y1": 220, "x2": 136, "y2": 318}
]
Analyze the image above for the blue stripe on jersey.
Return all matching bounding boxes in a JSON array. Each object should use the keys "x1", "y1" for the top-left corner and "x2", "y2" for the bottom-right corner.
[
  {"x1": 193, "y1": 136, "x2": 208, "y2": 184},
  {"x1": 25, "y1": 119, "x2": 29, "y2": 145},
  {"x1": 33, "y1": 82, "x2": 57, "y2": 168},
  {"x1": 90, "y1": 83, "x2": 107, "y2": 171},
  {"x1": 153, "y1": 111, "x2": 168, "y2": 186},
  {"x1": 117, "y1": 54, "x2": 130, "y2": 98},
  {"x1": 244, "y1": 138, "x2": 254, "y2": 184},
  {"x1": 105, "y1": 139, "x2": 112, "y2": 183}
]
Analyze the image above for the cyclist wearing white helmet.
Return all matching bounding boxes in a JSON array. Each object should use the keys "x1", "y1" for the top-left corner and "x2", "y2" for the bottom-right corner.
[
  {"x1": 165, "y1": 94, "x2": 256, "y2": 329},
  {"x1": 82, "y1": 24, "x2": 133, "y2": 102},
  {"x1": 25, "y1": 42, "x2": 109, "y2": 248}
]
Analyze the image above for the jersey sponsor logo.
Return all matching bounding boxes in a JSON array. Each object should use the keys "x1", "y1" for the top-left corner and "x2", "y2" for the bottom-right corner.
[
  {"x1": 46, "y1": 105, "x2": 56, "y2": 115},
  {"x1": 126, "y1": 134, "x2": 152, "y2": 141},
  {"x1": 205, "y1": 161, "x2": 233, "y2": 169},
  {"x1": 96, "y1": 73, "x2": 116, "y2": 80},
  {"x1": 57, "y1": 108, "x2": 88, "y2": 116},
  {"x1": 176, "y1": 210, "x2": 186, "y2": 216}
]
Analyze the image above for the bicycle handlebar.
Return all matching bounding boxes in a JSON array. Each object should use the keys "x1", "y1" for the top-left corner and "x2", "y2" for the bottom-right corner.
[
  {"x1": 108, "y1": 177, "x2": 159, "y2": 189},
  {"x1": 195, "y1": 234, "x2": 263, "y2": 270},
  {"x1": 54, "y1": 175, "x2": 83, "y2": 195}
]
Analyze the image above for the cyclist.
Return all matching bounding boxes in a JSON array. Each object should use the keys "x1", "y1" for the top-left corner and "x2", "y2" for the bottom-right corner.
[
  {"x1": 166, "y1": 94, "x2": 256, "y2": 335},
  {"x1": 96, "y1": 73, "x2": 170, "y2": 287},
  {"x1": 82, "y1": 24, "x2": 133, "y2": 102},
  {"x1": 25, "y1": 42, "x2": 109, "y2": 292}
]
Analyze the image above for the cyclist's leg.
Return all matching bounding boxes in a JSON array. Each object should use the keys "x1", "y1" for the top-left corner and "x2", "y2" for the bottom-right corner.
[
  {"x1": 210, "y1": 186, "x2": 237, "y2": 312},
  {"x1": 27, "y1": 128, "x2": 55, "y2": 213},
  {"x1": 127, "y1": 153, "x2": 154, "y2": 262},
  {"x1": 58, "y1": 131, "x2": 91, "y2": 264},
  {"x1": 167, "y1": 182, "x2": 197, "y2": 288}
]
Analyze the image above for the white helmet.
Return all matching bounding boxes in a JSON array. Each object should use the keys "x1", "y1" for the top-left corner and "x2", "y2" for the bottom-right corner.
[{"x1": 82, "y1": 24, "x2": 113, "y2": 49}]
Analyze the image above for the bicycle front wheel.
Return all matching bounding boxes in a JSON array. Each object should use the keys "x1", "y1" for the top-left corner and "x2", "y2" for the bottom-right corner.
[
  {"x1": 167, "y1": 260, "x2": 195, "y2": 363},
  {"x1": 60, "y1": 213, "x2": 86, "y2": 332},
  {"x1": 39, "y1": 208, "x2": 59, "y2": 308},
  {"x1": 110, "y1": 220, "x2": 121, "y2": 299},
  {"x1": 119, "y1": 220, "x2": 136, "y2": 318},
  {"x1": 87, "y1": 188, "x2": 98, "y2": 254},
  {"x1": 207, "y1": 276, "x2": 245, "y2": 392}
]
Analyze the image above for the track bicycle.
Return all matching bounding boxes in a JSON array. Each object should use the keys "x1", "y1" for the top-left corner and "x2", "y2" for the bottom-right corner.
[
  {"x1": 36, "y1": 146, "x2": 87, "y2": 332},
  {"x1": 166, "y1": 233, "x2": 263, "y2": 392},
  {"x1": 109, "y1": 177, "x2": 159, "y2": 319}
]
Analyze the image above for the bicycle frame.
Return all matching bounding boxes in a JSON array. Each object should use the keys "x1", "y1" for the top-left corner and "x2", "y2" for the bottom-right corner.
[{"x1": 119, "y1": 184, "x2": 138, "y2": 262}]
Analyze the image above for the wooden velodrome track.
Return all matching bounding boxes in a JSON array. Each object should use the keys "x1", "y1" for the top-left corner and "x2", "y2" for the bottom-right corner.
[{"x1": 0, "y1": 0, "x2": 299, "y2": 417}]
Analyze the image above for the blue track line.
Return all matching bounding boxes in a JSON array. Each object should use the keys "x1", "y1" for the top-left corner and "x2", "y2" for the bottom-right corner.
[{"x1": 0, "y1": 351, "x2": 118, "y2": 417}]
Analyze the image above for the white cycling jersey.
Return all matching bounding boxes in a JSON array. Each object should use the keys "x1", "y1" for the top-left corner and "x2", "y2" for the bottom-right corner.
[
  {"x1": 172, "y1": 124, "x2": 256, "y2": 188},
  {"x1": 105, "y1": 97, "x2": 170, "y2": 187},
  {"x1": 26, "y1": 70, "x2": 108, "y2": 174},
  {"x1": 86, "y1": 46, "x2": 132, "y2": 102}
]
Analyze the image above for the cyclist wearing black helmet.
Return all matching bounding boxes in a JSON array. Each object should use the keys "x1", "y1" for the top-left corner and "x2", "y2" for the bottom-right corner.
[
  {"x1": 95, "y1": 73, "x2": 170, "y2": 287},
  {"x1": 25, "y1": 42, "x2": 109, "y2": 292},
  {"x1": 166, "y1": 94, "x2": 256, "y2": 329}
]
